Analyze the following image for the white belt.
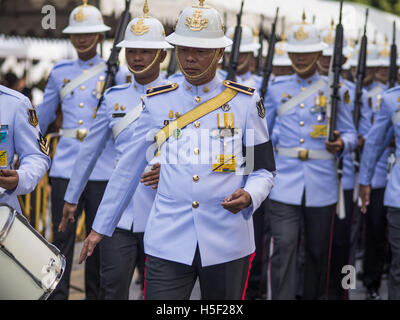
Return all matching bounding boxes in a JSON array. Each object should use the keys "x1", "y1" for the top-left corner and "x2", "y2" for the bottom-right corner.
[
  {"x1": 277, "y1": 146, "x2": 335, "y2": 161},
  {"x1": 59, "y1": 128, "x2": 89, "y2": 142}
]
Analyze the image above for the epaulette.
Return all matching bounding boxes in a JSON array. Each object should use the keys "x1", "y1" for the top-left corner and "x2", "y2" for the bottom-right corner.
[
  {"x1": 223, "y1": 80, "x2": 255, "y2": 95},
  {"x1": 146, "y1": 83, "x2": 179, "y2": 97},
  {"x1": 104, "y1": 83, "x2": 130, "y2": 95}
]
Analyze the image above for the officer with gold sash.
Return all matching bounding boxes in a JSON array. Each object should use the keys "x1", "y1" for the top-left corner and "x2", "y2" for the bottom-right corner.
[
  {"x1": 265, "y1": 13, "x2": 357, "y2": 300},
  {"x1": 58, "y1": 1, "x2": 172, "y2": 300},
  {"x1": 77, "y1": 0, "x2": 276, "y2": 300},
  {"x1": 36, "y1": 1, "x2": 128, "y2": 300}
]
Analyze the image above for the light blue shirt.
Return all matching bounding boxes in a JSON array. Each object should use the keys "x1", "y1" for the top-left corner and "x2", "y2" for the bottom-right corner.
[
  {"x1": 359, "y1": 85, "x2": 400, "y2": 208},
  {"x1": 0, "y1": 85, "x2": 50, "y2": 212},
  {"x1": 265, "y1": 72, "x2": 358, "y2": 206},
  {"x1": 36, "y1": 54, "x2": 128, "y2": 180},
  {"x1": 92, "y1": 74, "x2": 275, "y2": 266},
  {"x1": 64, "y1": 76, "x2": 166, "y2": 232}
]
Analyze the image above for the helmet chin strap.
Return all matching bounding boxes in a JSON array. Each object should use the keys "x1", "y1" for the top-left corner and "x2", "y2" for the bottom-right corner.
[
  {"x1": 73, "y1": 34, "x2": 100, "y2": 53},
  {"x1": 128, "y1": 49, "x2": 162, "y2": 75},
  {"x1": 291, "y1": 54, "x2": 320, "y2": 75},
  {"x1": 176, "y1": 47, "x2": 221, "y2": 82}
]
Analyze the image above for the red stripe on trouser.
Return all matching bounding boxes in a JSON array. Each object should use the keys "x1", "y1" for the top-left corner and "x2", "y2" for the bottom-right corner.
[
  {"x1": 143, "y1": 255, "x2": 148, "y2": 300},
  {"x1": 325, "y1": 208, "x2": 336, "y2": 299},
  {"x1": 242, "y1": 252, "x2": 256, "y2": 300}
]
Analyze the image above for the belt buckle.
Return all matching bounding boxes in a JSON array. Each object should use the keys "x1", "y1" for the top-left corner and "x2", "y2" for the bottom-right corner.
[
  {"x1": 297, "y1": 149, "x2": 309, "y2": 161},
  {"x1": 76, "y1": 129, "x2": 88, "y2": 142}
]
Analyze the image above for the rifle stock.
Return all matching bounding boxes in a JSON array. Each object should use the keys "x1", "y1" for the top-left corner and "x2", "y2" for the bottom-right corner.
[
  {"x1": 259, "y1": 7, "x2": 279, "y2": 100},
  {"x1": 96, "y1": 0, "x2": 132, "y2": 109},
  {"x1": 327, "y1": 0, "x2": 344, "y2": 142},
  {"x1": 226, "y1": 0, "x2": 245, "y2": 81},
  {"x1": 389, "y1": 21, "x2": 398, "y2": 89}
]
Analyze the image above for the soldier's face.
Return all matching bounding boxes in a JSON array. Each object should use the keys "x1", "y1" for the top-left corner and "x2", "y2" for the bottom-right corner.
[
  {"x1": 318, "y1": 55, "x2": 331, "y2": 73},
  {"x1": 237, "y1": 52, "x2": 253, "y2": 75},
  {"x1": 177, "y1": 46, "x2": 224, "y2": 83},
  {"x1": 70, "y1": 33, "x2": 103, "y2": 53},
  {"x1": 375, "y1": 66, "x2": 389, "y2": 84},
  {"x1": 288, "y1": 52, "x2": 321, "y2": 71},
  {"x1": 125, "y1": 48, "x2": 163, "y2": 73}
]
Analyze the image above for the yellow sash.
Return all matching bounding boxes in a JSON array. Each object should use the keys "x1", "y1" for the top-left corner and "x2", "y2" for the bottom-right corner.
[{"x1": 155, "y1": 88, "x2": 237, "y2": 149}]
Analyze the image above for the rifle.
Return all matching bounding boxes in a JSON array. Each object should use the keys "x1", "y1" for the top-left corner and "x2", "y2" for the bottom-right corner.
[
  {"x1": 96, "y1": 0, "x2": 132, "y2": 109},
  {"x1": 259, "y1": 7, "x2": 279, "y2": 100},
  {"x1": 167, "y1": 47, "x2": 177, "y2": 77},
  {"x1": 226, "y1": 0, "x2": 245, "y2": 81},
  {"x1": 353, "y1": 9, "x2": 368, "y2": 131},
  {"x1": 255, "y1": 15, "x2": 265, "y2": 75},
  {"x1": 327, "y1": 0, "x2": 344, "y2": 142},
  {"x1": 389, "y1": 21, "x2": 398, "y2": 89},
  {"x1": 351, "y1": 9, "x2": 369, "y2": 204}
]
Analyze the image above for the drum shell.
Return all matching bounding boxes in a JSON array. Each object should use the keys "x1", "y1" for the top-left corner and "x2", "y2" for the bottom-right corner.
[{"x1": 0, "y1": 204, "x2": 65, "y2": 300}]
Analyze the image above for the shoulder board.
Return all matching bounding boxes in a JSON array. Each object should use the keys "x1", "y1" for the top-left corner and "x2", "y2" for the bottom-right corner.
[
  {"x1": 104, "y1": 83, "x2": 131, "y2": 95},
  {"x1": 146, "y1": 83, "x2": 179, "y2": 97},
  {"x1": 223, "y1": 80, "x2": 255, "y2": 95},
  {"x1": 53, "y1": 60, "x2": 74, "y2": 70}
]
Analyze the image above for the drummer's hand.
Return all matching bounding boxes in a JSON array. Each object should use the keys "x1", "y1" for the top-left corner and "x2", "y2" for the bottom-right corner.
[
  {"x1": 58, "y1": 202, "x2": 78, "y2": 232},
  {"x1": 0, "y1": 169, "x2": 19, "y2": 190},
  {"x1": 325, "y1": 130, "x2": 344, "y2": 154},
  {"x1": 79, "y1": 230, "x2": 103, "y2": 264},
  {"x1": 359, "y1": 184, "x2": 371, "y2": 214},
  {"x1": 140, "y1": 163, "x2": 160, "y2": 189}
]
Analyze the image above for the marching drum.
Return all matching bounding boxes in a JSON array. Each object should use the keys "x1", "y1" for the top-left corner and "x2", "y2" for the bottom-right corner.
[{"x1": 0, "y1": 204, "x2": 65, "y2": 300}]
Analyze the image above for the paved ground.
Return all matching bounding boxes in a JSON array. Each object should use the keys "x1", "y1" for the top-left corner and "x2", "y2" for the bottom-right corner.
[{"x1": 68, "y1": 241, "x2": 388, "y2": 300}]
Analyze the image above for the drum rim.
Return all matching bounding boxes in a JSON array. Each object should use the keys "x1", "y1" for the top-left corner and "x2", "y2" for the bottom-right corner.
[{"x1": 0, "y1": 203, "x2": 16, "y2": 244}]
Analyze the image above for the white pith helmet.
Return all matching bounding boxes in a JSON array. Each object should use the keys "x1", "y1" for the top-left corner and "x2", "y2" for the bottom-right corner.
[
  {"x1": 283, "y1": 11, "x2": 327, "y2": 53},
  {"x1": 349, "y1": 42, "x2": 381, "y2": 68},
  {"x1": 166, "y1": 0, "x2": 232, "y2": 49},
  {"x1": 225, "y1": 25, "x2": 261, "y2": 53},
  {"x1": 62, "y1": 0, "x2": 110, "y2": 34},
  {"x1": 117, "y1": 0, "x2": 173, "y2": 49},
  {"x1": 320, "y1": 21, "x2": 352, "y2": 58}
]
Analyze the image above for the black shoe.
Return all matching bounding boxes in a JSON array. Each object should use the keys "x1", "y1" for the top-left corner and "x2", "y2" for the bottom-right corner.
[{"x1": 366, "y1": 289, "x2": 381, "y2": 300}]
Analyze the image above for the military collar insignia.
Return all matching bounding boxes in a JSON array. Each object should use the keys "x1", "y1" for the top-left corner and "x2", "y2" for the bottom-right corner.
[
  {"x1": 185, "y1": 10, "x2": 208, "y2": 32},
  {"x1": 223, "y1": 80, "x2": 255, "y2": 95},
  {"x1": 221, "y1": 103, "x2": 231, "y2": 112},
  {"x1": 146, "y1": 83, "x2": 179, "y2": 97}
]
